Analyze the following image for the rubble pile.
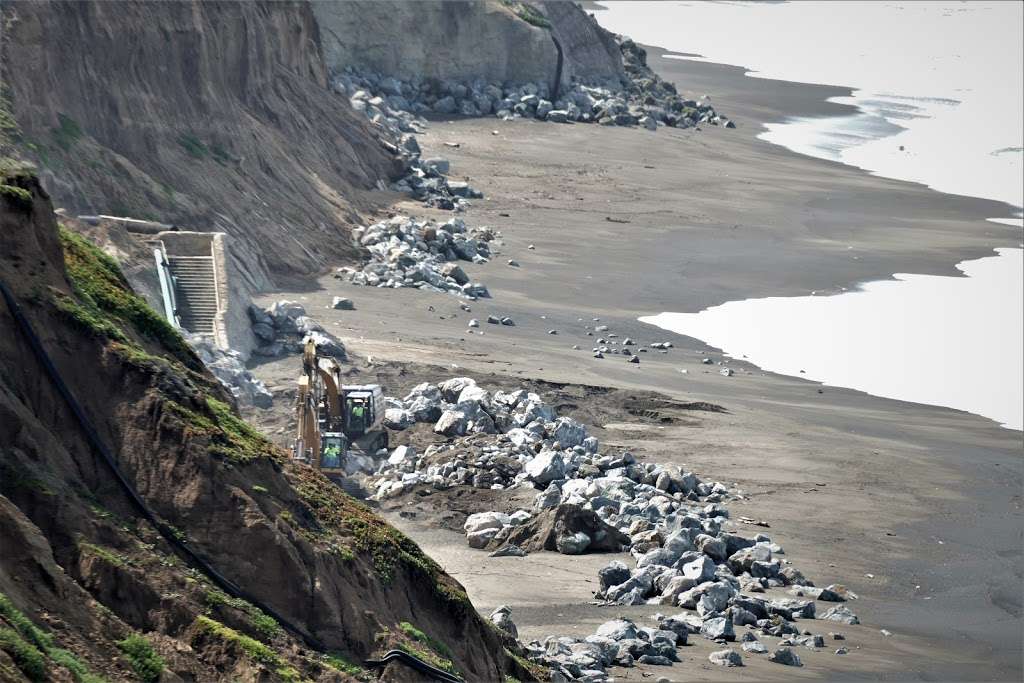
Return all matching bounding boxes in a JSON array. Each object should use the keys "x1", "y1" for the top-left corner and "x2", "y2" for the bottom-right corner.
[
  {"x1": 371, "y1": 376, "x2": 601, "y2": 498},
  {"x1": 185, "y1": 332, "x2": 273, "y2": 408},
  {"x1": 335, "y1": 216, "x2": 495, "y2": 298},
  {"x1": 248, "y1": 300, "x2": 347, "y2": 360},
  {"x1": 333, "y1": 49, "x2": 732, "y2": 132},
  {"x1": 368, "y1": 375, "x2": 862, "y2": 681}
]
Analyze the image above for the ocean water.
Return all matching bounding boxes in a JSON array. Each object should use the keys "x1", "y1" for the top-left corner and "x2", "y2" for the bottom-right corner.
[
  {"x1": 594, "y1": 1, "x2": 1023, "y2": 209},
  {"x1": 641, "y1": 248, "x2": 1023, "y2": 430},
  {"x1": 594, "y1": 2, "x2": 1024, "y2": 429}
]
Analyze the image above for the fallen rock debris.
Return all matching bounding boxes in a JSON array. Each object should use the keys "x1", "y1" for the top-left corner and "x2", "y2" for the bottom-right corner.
[
  {"x1": 185, "y1": 333, "x2": 273, "y2": 408},
  {"x1": 359, "y1": 376, "x2": 863, "y2": 679},
  {"x1": 334, "y1": 215, "x2": 496, "y2": 298},
  {"x1": 248, "y1": 300, "x2": 347, "y2": 360},
  {"x1": 333, "y1": 36, "x2": 733, "y2": 135}
]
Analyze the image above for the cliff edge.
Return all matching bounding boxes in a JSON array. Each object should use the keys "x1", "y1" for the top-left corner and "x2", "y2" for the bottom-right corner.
[{"x1": 0, "y1": 173, "x2": 535, "y2": 682}]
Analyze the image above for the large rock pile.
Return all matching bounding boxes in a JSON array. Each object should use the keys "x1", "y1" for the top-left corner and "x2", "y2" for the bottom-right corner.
[
  {"x1": 370, "y1": 377, "x2": 743, "y2": 560},
  {"x1": 370, "y1": 375, "x2": 861, "y2": 681},
  {"x1": 371, "y1": 376, "x2": 598, "y2": 498},
  {"x1": 335, "y1": 215, "x2": 494, "y2": 298},
  {"x1": 334, "y1": 50, "x2": 731, "y2": 131},
  {"x1": 247, "y1": 300, "x2": 347, "y2": 359},
  {"x1": 185, "y1": 333, "x2": 273, "y2": 408}
]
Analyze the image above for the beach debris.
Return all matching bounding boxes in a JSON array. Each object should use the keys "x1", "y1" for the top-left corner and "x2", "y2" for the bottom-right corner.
[
  {"x1": 708, "y1": 649, "x2": 743, "y2": 667},
  {"x1": 769, "y1": 648, "x2": 803, "y2": 667},
  {"x1": 489, "y1": 544, "x2": 528, "y2": 558},
  {"x1": 331, "y1": 296, "x2": 355, "y2": 310},
  {"x1": 820, "y1": 606, "x2": 861, "y2": 624}
]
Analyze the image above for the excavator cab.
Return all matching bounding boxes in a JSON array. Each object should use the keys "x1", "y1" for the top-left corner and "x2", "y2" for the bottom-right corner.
[
  {"x1": 340, "y1": 384, "x2": 388, "y2": 454},
  {"x1": 344, "y1": 393, "x2": 373, "y2": 436},
  {"x1": 319, "y1": 432, "x2": 347, "y2": 472}
]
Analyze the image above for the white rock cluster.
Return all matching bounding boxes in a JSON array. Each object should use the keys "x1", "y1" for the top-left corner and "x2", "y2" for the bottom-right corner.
[
  {"x1": 371, "y1": 376, "x2": 597, "y2": 498},
  {"x1": 335, "y1": 216, "x2": 494, "y2": 298}
]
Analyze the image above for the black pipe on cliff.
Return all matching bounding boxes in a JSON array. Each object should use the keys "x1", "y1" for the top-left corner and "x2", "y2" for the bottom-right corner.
[
  {"x1": 0, "y1": 277, "x2": 326, "y2": 652},
  {"x1": 551, "y1": 35, "x2": 564, "y2": 101},
  {"x1": 0, "y1": 277, "x2": 465, "y2": 681}
]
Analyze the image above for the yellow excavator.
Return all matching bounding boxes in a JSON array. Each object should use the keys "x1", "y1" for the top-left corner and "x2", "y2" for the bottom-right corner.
[{"x1": 292, "y1": 340, "x2": 388, "y2": 475}]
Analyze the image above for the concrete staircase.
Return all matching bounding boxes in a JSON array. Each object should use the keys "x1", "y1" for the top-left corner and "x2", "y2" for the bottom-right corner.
[{"x1": 167, "y1": 256, "x2": 218, "y2": 335}]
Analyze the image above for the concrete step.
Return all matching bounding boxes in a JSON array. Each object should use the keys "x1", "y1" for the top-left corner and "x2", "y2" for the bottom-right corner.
[{"x1": 167, "y1": 257, "x2": 218, "y2": 335}]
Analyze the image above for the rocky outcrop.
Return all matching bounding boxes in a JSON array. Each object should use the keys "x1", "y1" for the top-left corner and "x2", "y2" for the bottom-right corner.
[
  {"x1": 0, "y1": 0, "x2": 398, "y2": 287},
  {"x1": 314, "y1": 1, "x2": 627, "y2": 92},
  {"x1": 540, "y1": 1, "x2": 627, "y2": 87},
  {"x1": 0, "y1": 174, "x2": 534, "y2": 681},
  {"x1": 316, "y1": 1, "x2": 553, "y2": 88}
]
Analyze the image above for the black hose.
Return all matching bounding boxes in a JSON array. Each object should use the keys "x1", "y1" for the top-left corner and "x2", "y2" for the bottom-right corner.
[
  {"x1": 364, "y1": 649, "x2": 464, "y2": 683},
  {"x1": 0, "y1": 278, "x2": 325, "y2": 652},
  {"x1": 550, "y1": 35, "x2": 564, "y2": 101}
]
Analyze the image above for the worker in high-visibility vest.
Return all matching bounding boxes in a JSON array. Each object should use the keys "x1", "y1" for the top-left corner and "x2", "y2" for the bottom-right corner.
[
  {"x1": 350, "y1": 403, "x2": 365, "y2": 431},
  {"x1": 322, "y1": 444, "x2": 341, "y2": 468}
]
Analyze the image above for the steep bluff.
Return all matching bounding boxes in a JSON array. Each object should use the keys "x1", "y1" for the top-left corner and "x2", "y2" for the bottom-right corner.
[
  {"x1": 313, "y1": 0, "x2": 625, "y2": 90},
  {"x1": 0, "y1": 174, "x2": 535, "y2": 681},
  {"x1": 0, "y1": 0, "x2": 398, "y2": 288}
]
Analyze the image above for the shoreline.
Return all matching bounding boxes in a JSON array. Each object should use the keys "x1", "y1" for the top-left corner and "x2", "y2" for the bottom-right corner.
[{"x1": 249, "y1": 48, "x2": 1023, "y2": 681}]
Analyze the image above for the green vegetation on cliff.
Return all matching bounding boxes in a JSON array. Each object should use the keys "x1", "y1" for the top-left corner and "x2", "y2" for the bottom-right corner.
[
  {"x1": 0, "y1": 593, "x2": 105, "y2": 683},
  {"x1": 502, "y1": 0, "x2": 551, "y2": 29},
  {"x1": 57, "y1": 226, "x2": 197, "y2": 366},
  {"x1": 115, "y1": 634, "x2": 164, "y2": 683}
]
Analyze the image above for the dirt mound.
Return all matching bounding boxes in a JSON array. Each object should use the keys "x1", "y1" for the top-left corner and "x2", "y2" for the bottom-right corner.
[
  {"x1": 0, "y1": 174, "x2": 537, "y2": 681},
  {"x1": 491, "y1": 504, "x2": 629, "y2": 554},
  {"x1": 0, "y1": 0, "x2": 399, "y2": 288}
]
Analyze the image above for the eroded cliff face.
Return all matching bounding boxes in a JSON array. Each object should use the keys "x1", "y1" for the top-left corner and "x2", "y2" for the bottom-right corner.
[
  {"x1": 0, "y1": 0, "x2": 398, "y2": 288},
  {"x1": 0, "y1": 175, "x2": 535, "y2": 681},
  {"x1": 313, "y1": 0, "x2": 625, "y2": 89}
]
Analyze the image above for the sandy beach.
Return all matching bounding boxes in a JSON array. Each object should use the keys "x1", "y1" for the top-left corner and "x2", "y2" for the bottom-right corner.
[{"x1": 247, "y1": 50, "x2": 1023, "y2": 681}]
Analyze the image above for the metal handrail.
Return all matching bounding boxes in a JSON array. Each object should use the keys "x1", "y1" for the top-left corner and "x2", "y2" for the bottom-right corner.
[{"x1": 152, "y1": 241, "x2": 180, "y2": 328}]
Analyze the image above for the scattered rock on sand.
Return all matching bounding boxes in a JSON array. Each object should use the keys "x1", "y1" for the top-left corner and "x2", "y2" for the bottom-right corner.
[
  {"x1": 331, "y1": 296, "x2": 354, "y2": 310},
  {"x1": 821, "y1": 606, "x2": 860, "y2": 624},
  {"x1": 769, "y1": 648, "x2": 803, "y2": 666},
  {"x1": 708, "y1": 649, "x2": 743, "y2": 667}
]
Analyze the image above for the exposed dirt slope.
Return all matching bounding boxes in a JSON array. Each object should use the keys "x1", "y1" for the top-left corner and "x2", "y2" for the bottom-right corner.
[
  {"x1": 0, "y1": 0, "x2": 399, "y2": 289},
  {"x1": 0, "y1": 174, "x2": 536, "y2": 681}
]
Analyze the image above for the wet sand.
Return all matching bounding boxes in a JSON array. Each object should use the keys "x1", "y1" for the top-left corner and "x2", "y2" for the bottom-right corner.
[{"x1": 249, "y1": 52, "x2": 1023, "y2": 680}]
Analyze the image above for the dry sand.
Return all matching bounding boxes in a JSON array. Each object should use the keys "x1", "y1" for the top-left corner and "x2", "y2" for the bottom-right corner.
[{"x1": 248, "y1": 53, "x2": 1022, "y2": 681}]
